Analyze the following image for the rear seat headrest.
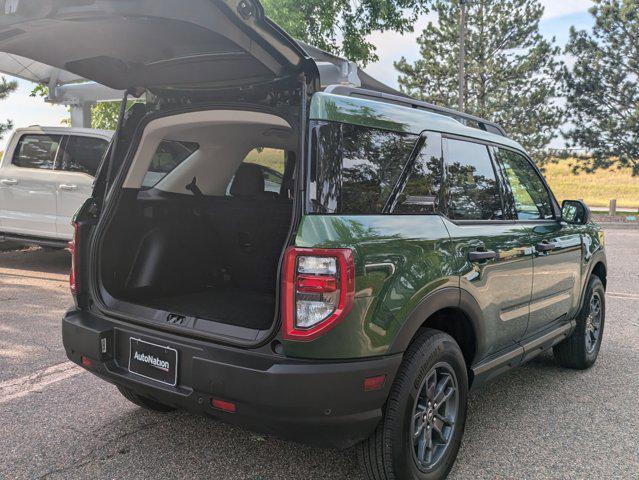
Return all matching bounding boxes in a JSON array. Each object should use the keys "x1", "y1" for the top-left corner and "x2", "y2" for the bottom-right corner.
[{"x1": 230, "y1": 163, "x2": 265, "y2": 197}]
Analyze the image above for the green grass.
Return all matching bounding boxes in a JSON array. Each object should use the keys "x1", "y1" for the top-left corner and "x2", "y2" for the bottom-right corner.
[{"x1": 543, "y1": 160, "x2": 639, "y2": 209}]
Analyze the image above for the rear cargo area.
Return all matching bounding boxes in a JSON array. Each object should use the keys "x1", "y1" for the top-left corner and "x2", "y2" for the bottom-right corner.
[{"x1": 98, "y1": 109, "x2": 296, "y2": 333}]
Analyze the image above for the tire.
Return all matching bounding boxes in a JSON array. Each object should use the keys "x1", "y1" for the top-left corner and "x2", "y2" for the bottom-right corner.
[
  {"x1": 358, "y1": 329, "x2": 469, "y2": 480},
  {"x1": 554, "y1": 275, "x2": 605, "y2": 370},
  {"x1": 116, "y1": 385, "x2": 176, "y2": 413}
]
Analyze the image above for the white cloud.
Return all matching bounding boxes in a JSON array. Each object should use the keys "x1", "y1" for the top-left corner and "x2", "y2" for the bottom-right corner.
[{"x1": 539, "y1": 0, "x2": 592, "y2": 20}]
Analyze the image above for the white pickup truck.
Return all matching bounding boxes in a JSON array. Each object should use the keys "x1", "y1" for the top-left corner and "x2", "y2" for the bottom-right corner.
[{"x1": 0, "y1": 126, "x2": 113, "y2": 247}]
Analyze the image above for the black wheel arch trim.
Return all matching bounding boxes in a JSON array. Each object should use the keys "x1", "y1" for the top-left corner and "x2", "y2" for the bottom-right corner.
[
  {"x1": 579, "y1": 249, "x2": 607, "y2": 312},
  {"x1": 387, "y1": 287, "x2": 487, "y2": 364}
]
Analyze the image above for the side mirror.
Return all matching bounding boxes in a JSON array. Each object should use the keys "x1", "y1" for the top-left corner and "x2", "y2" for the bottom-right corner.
[{"x1": 562, "y1": 200, "x2": 591, "y2": 225}]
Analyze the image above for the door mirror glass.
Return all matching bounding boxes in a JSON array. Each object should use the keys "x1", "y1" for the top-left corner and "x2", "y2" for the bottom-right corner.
[{"x1": 562, "y1": 200, "x2": 591, "y2": 225}]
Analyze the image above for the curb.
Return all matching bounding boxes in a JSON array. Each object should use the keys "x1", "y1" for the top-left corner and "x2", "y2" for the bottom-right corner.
[{"x1": 599, "y1": 223, "x2": 639, "y2": 230}]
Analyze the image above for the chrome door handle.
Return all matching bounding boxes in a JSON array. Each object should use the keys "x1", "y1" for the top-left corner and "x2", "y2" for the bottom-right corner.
[
  {"x1": 469, "y1": 250, "x2": 498, "y2": 262},
  {"x1": 0, "y1": 179, "x2": 18, "y2": 185},
  {"x1": 536, "y1": 242, "x2": 557, "y2": 253},
  {"x1": 59, "y1": 184, "x2": 78, "y2": 191}
]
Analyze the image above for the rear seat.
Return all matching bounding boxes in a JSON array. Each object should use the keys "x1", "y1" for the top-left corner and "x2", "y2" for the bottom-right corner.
[{"x1": 209, "y1": 163, "x2": 292, "y2": 293}]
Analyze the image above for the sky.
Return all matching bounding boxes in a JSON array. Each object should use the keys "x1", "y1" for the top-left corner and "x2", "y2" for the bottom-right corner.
[{"x1": 0, "y1": 0, "x2": 596, "y2": 150}]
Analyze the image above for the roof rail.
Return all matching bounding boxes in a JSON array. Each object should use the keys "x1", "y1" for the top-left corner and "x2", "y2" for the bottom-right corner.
[{"x1": 324, "y1": 85, "x2": 508, "y2": 137}]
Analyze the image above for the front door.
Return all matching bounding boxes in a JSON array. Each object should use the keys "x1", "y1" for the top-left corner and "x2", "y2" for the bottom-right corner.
[
  {"x1": 0, "y1": 133, "x2": 61, "y2": 238},
  {"x1": 442, "y1": 138, "x2": 533, "y2": 356},
  {"x1": 494, "y1": 147, "x2": 582, "y2": 337}
]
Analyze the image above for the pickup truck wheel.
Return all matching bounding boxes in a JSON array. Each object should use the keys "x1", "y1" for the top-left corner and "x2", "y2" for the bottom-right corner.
[
  {"x1": 116, "y1": 385, "x2": 176, "y2": 413},
  {"x1": 554, "y1": 276, "x2": 605, "y2": 370},
  {"x1": 358, "y1": 329, "x2": 468, "y2": 480}
]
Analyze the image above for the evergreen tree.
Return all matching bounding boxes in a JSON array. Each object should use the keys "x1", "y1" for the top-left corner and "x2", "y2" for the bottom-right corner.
[
  {"x1": 564, "y1": 0, "x2": 639, "y2": 175},
  {"x1": 262, "y1": 0, "x2": 429, "y2": 66},
  {"x1": 395, "y1": 0, "x2": 563, "y2": 159},
  {"x1": 0, "y1": 76, "x2": 18, "y2": 140}
]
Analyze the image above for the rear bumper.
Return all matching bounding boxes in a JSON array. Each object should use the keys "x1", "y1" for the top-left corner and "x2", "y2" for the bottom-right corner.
[{"x1": 62, "y1": 308, "x2": 402, "y2": 449}]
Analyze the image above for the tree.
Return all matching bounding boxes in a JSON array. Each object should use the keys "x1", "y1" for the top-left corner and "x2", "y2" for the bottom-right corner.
[
  {"x1": 564, "y1": 0, "x2": 639, "y2": 175},
  {"x1": 395, "y1": 0, "x2": 563, "y2": 160},
  {"x1": 0, "y1": 76, "x2": 18, "y2": 140},
  {"x1": 262, "y1": 0, "x2": 430, "y2": 66}
]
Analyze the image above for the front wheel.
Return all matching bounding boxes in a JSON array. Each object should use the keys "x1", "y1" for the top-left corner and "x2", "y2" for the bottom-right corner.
[
  {"x1": 358, "y1": 329, "x2": 469, "y2": 480},
  {"x1": 554, "y1": 275, "x2": 606, "y2": 370}
]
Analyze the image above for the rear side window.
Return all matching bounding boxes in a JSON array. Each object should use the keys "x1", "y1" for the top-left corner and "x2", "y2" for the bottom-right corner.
[
  {"x1": 393, "y1": 133, "x2": 443, "y2": 214},
  {"x1": 61, "y1": 136, "x2": 109, "y2": 176},
  {"x1": 12, "y1": 134, "x2": 62, "y2": 170},
  {"x1": 310, "y1": 123, "x2": 418, "y2": 214},
  {"x1": 141, "y1": 141, "x2": 199, "y2": 189},
  {"x1": 496, "y1": 148, "x2": 554, "y2": 220},
  {"x1": 444, "y1": 139, "x2": 503, "y2": 220},
  {"x1": 240, "y1": 148, "x2": 286, "y2": 194}
]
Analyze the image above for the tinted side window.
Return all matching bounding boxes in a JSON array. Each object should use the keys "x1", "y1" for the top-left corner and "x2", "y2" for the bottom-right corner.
[
  {"x1": 12, "y1": 134, "x2": 62, "y2": 170},
  {"x1": 497, "y1": 149, "x2": 554, "y2": 220},
  {"x1": 61, "y1": 136, "x2": 109, "y2": 176},
  {"x1": 444, "y1": 139, "x2": 503, "y2": 220},
  {"x1": 141, "y1": 141, "x2": 199, "y2": 189},
  {"x1": 393, "y1": 133, "x2": 443, "y2": 214},
  {"x1": 311, "y1": 123, "x2": 418, "y2": 214}
]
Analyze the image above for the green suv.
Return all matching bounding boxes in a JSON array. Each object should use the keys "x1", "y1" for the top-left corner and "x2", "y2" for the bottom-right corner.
[{"x1": 0, "y1": 1, "x2": 606, "y2": 479}]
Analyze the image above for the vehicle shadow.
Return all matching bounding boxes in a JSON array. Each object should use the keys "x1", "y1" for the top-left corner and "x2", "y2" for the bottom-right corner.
[{"x1": 0, "y1": 247, "x2": 69, "y2": 277}]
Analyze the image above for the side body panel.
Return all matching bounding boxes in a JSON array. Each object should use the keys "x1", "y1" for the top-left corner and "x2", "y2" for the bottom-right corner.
[
  {"x1": 283, "y1": 215, "x2": 456, "y2": 359},
  {"x1": 442, "y1": 219, "x2": 534, "y2": 357}
]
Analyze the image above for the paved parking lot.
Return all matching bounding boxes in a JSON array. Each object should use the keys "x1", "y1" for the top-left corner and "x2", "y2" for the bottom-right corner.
[{"x1": 1, "y1": 229, "x2": 638, "y2": 479}]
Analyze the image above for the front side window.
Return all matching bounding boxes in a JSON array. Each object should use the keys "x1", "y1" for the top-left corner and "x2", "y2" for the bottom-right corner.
[
  {"x1": 444, "y1": 139, "x2": 503, "y2": 220},
  {"x1": 393, "y1": 133, "x2": 443, "y2": 214},
  {"x1": 497, "y1": 149, "x2": 554, "y2": 220},
  {"x1": 61, "y1": 136, "x2": 109, "y2": 176},
  {"x1": 12, "y1": 134, "x2": 62, "y2": 170},
  {"x1": 310, "y1": 123, "x2": 418, "y2": 214}
]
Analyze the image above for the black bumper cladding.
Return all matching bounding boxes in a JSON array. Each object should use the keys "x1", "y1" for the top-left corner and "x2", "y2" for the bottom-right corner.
[{"x1": 62, "y1": 308, "x2": 402, "y2": 449}]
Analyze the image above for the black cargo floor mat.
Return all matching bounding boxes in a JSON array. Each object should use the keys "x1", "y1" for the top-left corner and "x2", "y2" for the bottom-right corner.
[{"x1": 147, "y1": 288, "x2": 275, "y2": 330}]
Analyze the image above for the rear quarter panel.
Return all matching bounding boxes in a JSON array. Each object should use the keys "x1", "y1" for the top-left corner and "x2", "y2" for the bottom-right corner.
[{"x1": 283, "y1": 214, "x2": 455, "y2": 359}]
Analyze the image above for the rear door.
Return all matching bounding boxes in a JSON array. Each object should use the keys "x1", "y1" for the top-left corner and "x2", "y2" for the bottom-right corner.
[
  {"x1": 55, "y1": 134, "x2": 110, "y2": 239},
  {"x1": 0, "y1": 132, "x2": 61, "y2": 238},
  {"x1": 0, "y1": 0, "x2": 308, "y2": 91},
  {"x1": 494, "y1": 147, "x2": 583, "y2": 337},
  {"x1": 441, "y1": 137, "x2": 534, "y2": 356}
]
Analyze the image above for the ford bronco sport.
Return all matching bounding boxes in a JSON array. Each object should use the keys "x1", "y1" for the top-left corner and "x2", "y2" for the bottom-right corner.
[{"x1": 0, "y1": 2, "x2": 607, "y2": 479}]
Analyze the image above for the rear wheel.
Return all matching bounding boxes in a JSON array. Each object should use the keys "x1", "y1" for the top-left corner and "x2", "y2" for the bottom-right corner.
[
  {"x1": 116, "y1": 385, "x2": 176, "y2": 413},
  {"x1": 554, "y1": 275, "x2": 605, "y2": 370},
  {"x1": 358, "y1": 329, "x2": 468, "y2": 480}
]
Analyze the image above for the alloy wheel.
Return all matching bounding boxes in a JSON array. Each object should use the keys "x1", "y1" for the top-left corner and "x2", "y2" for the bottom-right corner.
[
  {"x1": 411, "y1": 362, "x2": 459, "y2": 470},
  {"x1": 585, "y1": 291, "x2": 603, "y2": 354}
]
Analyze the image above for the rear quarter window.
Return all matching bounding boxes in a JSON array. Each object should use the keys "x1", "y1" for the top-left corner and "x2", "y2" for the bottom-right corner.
[
  {"x1": 141, "y1": 141, "x2": 199, "y2": 189},
  {"x1": 310, "y1": 123, "x2": 418, "y2": 214}
]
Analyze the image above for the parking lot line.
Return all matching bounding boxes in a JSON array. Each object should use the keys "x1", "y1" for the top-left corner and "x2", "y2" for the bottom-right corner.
[
  {"x1": 0, "y1": 362, "x2": 84, "y2": 405},
  {"x1": 607, "y1": 291, "x2": 639, "y2": 301}
]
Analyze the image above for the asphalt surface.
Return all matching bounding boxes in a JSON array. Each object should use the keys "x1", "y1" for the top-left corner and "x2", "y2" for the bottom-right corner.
[{"x1": 1, "y1": 230, "x2": 638, "y2": 479}]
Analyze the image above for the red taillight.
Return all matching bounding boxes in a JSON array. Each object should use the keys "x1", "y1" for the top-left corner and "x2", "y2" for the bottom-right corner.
[
  {"x1": 68, "y1": 221, "x2": 80, "y2": 295},
  {"x1": 211, "y1": 398, "x2": 237, "y2": 413},
  {"x1": 282, "y1": 247, "x2": 355, "y2": 341},
  {"x1": 81, "y1": 356, "x2": 92, "y2": 368}
]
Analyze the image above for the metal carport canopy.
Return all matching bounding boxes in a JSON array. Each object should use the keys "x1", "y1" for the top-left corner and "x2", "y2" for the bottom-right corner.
[{"x1": 0, "y1": 52, "x2": 124, "y2": 127}]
